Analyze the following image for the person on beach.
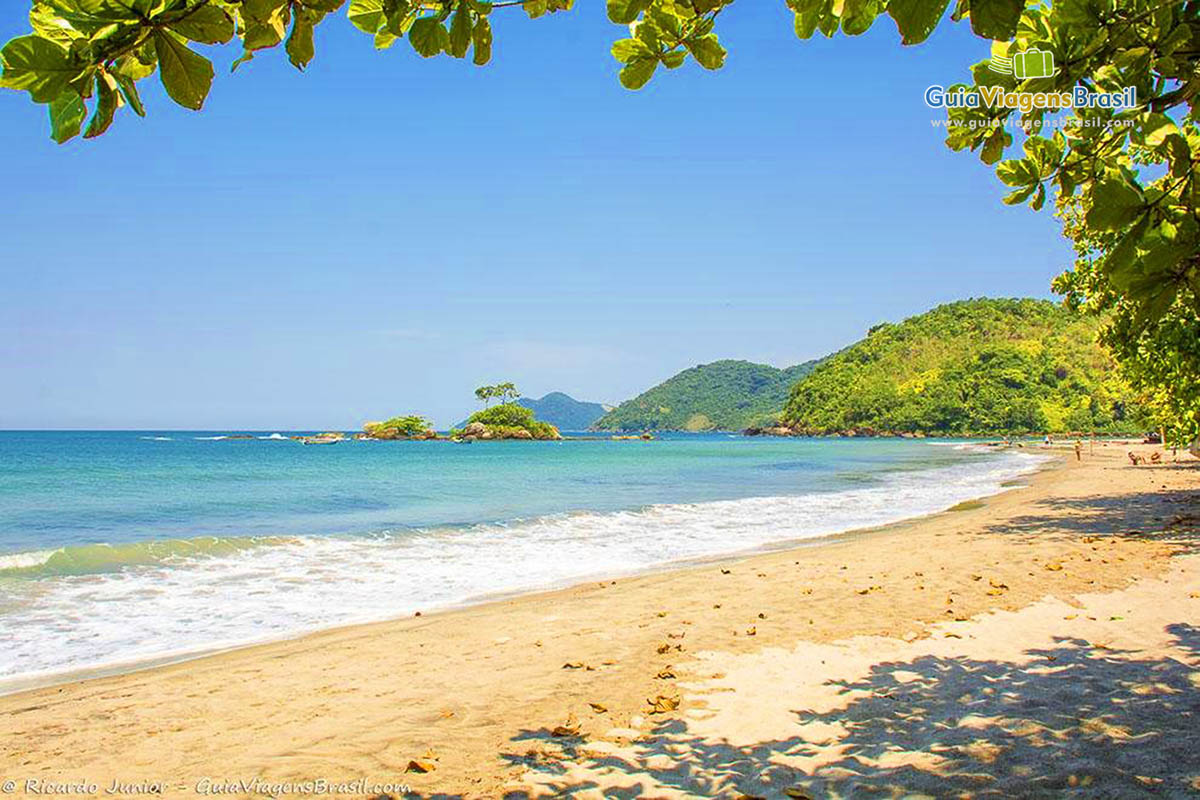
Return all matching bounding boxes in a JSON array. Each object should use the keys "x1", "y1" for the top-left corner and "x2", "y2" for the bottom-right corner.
[{"x1": 1074, "y1": 440, "x2": 1082, "y2": 461}]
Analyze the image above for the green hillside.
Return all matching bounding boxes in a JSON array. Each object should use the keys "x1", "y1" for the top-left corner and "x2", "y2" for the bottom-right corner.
[
  {"x1": 782, "y1": 298, "x2": 1148, "y2": 436},
  {"x1": 518, "y1": 392, "x2": 610, "y2": 430},
  {"x1": 594, "y1": 359, "x2": 821, "y2": 432}
]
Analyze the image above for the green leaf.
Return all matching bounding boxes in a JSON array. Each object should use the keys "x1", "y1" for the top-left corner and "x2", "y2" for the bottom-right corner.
[
  {"x1": 448, "y1": 3, "x2": 471, "y2": 58},
  {"x1": 285, "y1": 13, "x2": 316, "y2": 69},
  {"x1": 408, "y1": 16, "x2": 448, "y2": 56},
  {"x1": 995, "y1": 157, "x2": 1037, "y2": 187},
  {"x1": 83, "y1": 72, "x2": 117, "y2": 138},
  {"x1": 684, "y1": 34, "x2": 725, "y2": 70},
  {"x1": 153, "y1": 30, "x2": 213, "y2": 110},
  {"x1": 841, "y1": 0, "x2": 880, "y2": 35},
  {"x1": 111, "y1": 68, "x2": 144, "y2": 116},
  {"x1": 794, "y1": 10, "x2": 819, "y2": 39},
  {"x1": 29, "y1": 4, "x2": 84, "y2": 46},
  {"x1": 1086, "y1": 173, "x2": 1144, "y2": 232},
  {"x1": 471, "y1": 15, "x2": 491, "y2": 65},
  {"x1": 619, "y1": 55, "x2": 656, "y2": 89},
  {"x1": 661, "y1": 50, "x2": 685, "y2": 68},
  {"x1": 0, "y1": 35, "x2": 81, "y2": 103},
  {"x1": 41, "y1": 0, "x2": 139, "y2": 35},
  {"x1": 347, "y1": 0, "x2": 385, "y2": 33},
  {"x1": 606, "y1": 0, "x2": 650, "y2": 24},
  {"x1": 171, "y1": 5, "x2": 235, "y2": 44},
  {"x1": 887, "y1": 0, "x2": 949, "y2": 44},
  {"x1": 611, "y1": 38, "x2": 651, "y2": 62},
  {"x1": 47, "y1": 89, "x2": 86, "y2": 143},
  {"x1": 968, "y1": 0, "x2": 1023, "y2": 40},
  {"x1": 980, "y1": 128, "x2": 1006, "y2": 164}
]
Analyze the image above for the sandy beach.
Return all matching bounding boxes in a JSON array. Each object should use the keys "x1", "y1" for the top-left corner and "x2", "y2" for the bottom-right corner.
[{"x1": 2, "y1": 442, "x2": 1198, "y2": 798}]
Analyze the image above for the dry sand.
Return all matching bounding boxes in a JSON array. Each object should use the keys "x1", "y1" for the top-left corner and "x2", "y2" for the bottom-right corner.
[{"x1": 2, "y1": 442, "x2": 1198, "y2": 799}]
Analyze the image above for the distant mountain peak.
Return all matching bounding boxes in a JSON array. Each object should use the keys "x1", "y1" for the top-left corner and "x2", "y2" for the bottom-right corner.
[{"x1": 516, "y1": 392, "x2": 609, "y2": 431}]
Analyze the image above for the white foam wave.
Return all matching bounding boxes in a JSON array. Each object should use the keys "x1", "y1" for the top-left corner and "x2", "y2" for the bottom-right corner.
[
  {"x1": 0, "y1": 549, "x2": 58, "y2": 571},
  {"x1": 139, "y1": 436, "x2": 173, "y2": 441},
  {"x1": 194, "y1": 436, "x2": 228, "y2": 440},
  {"x1": 258, "y1": 434, "x2": 288, "y2": 440},
  {"x1": 0, "y1": 450, "x2": 1046, "y2": 692}
]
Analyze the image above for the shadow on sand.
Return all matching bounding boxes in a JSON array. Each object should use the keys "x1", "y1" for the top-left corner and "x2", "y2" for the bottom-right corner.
[{"x1": 481, "y1": 624, "x2": 1199, "y2": 799}]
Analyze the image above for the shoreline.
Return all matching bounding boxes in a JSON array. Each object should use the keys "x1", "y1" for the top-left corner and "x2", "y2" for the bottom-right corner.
[
  {"x1": 2, "y1": 442, "x2": 1196, "y2": 797},
  {"x1": 0, "y1": 445, "x2": 1050, "y2": 697}
]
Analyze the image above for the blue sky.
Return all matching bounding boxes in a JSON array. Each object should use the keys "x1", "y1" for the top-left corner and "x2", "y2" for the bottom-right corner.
[{"x1": 0, "y1": 3, "x2": 1074, "y2": 429}]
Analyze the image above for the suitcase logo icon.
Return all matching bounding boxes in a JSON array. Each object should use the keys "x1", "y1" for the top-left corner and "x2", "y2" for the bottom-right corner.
[{"x1": 989, "y1": 48, "x2": 1057, "y2": 79}]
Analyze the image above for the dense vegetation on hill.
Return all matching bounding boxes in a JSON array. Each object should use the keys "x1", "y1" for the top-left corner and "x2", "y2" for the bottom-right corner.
[
  {"x1": 517, "y1": 392, "x2": 609, "y2": 431},
  {"x1": 458, "y1": 403, "x2": 561, "y2": 440},
  {"x1": 782, "y1": 299, "x2": 1149, "y2": 436},
  {"x1": 594, "y1": 359, "x2": 821, "y2": 432},
  {"x1": 362, "y1": 416, "x2": 434, "y2": 439}
]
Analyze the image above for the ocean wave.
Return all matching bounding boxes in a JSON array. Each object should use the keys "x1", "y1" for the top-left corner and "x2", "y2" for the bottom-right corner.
[
  {"x1": 258, "y1": 434, "x2": 288, "y2": 440},
  {"x1": 139, "y1": 436, "x2": 173, "y2": 441},
  {"x1": 0, "y1": 449, "x2": 1046, "y2": 690},
  {"x1": 0, "y1": 536, "x2": 293, "y2": 578},
  {"x1": 194, "y1": 435, "x2": 228, "y2": 440}
]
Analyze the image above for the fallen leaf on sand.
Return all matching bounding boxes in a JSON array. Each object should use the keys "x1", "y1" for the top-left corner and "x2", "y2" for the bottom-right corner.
[
  {"x1": 656, "y1": 668, "x2": 676, "y2": 679},
  {"x1": 944, "y1": 632, "x2": 962, "y2": 639},
  {"x1": 588, "y1": 702, "x2": 608, "y2": 713},
  {"x1": 970, "y1": 574, "x2": 982, "y2": 581},
  {"x1": 647, "y1": 694, "x2": 680, "y2": 714},
  {"x1": 657, "y1": 611, "x2": 668, "y2": 617},
  {"x1": 405, "y1": 760, "x2": 436, "y2": 773},
  {"x1": 1045, "y1": 562, "x2": 1064, "y2": 572},
  {"x1": 757, "y1": 612, "x2": 767, "y2": 619},
  {"x1": 986, "y1": 588, "x2": 1007, "y2": 596},
  {"x1": 1190, "y1": 592, "x2": 1200, "y2": 599},
  {"x1": 438, "y1": 709, "x2": 454, "y2": 719},
  {"x1": 746, "y1": 626, "x2": 757, "y2": 636},
  {"x1": 656, "y1": 643, "x2": 671, "y2": 654},
  {"x1": 713, "y1": 603, "x2": 722, "y2": 608},
  {"x1": 552, "y1": 714, "x2": 581, "y2": 737},
  {"x1": 988, "y1": 579, "x2": 1008, "y2": 589},
  {"x1": 720, "y1": 569, "x2": 731, "y2": 575},
  {"x1": 562, "y1": 662, "x2": 586, "y2": 670}
]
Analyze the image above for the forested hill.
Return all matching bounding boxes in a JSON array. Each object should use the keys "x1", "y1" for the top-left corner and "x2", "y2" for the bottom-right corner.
[
  {"x1": 594, "y1": 359, "x2": 821, "y2": 432},
  {"x1": 782, "y1": 298, "x2": 1148, "y2": 436},
  {"x1": 517, "y1": 392, "x2": 609, "y2": 430}
]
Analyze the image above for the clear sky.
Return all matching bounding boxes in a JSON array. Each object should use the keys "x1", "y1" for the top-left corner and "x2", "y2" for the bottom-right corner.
[{"x1": 0, "y1": 3, "x2": 1074, "y2": 430}]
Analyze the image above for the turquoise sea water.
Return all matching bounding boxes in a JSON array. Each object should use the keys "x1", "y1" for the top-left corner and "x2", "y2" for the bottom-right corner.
[{"x1": 0, "y1": 431, "x2": 1043, "y2": 690}]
